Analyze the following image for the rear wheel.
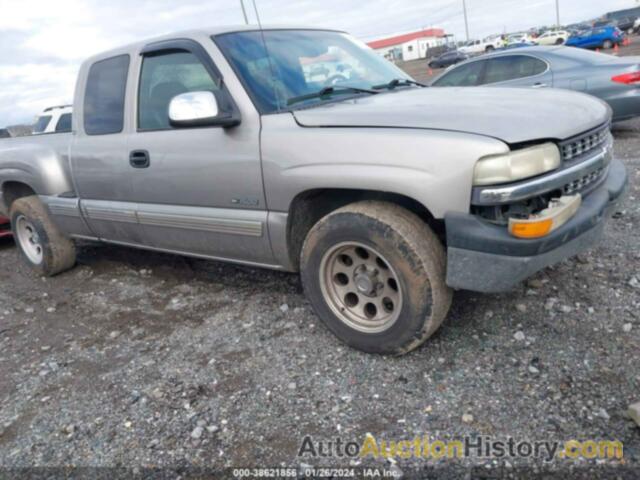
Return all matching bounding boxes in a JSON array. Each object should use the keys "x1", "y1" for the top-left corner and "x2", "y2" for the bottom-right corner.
[
  {"x1": 555, "y1": 38, "x2": 565, "y2": 45},
  {"x1": 485, "y1": 45, "x2": 495, "y2": 52},
  {"x1": 300, "y1": 201, "x2": 453, "y2": 355},
  {"x1": 10, "y1": 196, "x2": 76, "y2": 276}
]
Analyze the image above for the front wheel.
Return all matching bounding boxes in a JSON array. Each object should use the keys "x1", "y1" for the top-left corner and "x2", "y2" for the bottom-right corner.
[
  {"x1": 10, "y1": 196, "x2": 76, "y2": 276},
  {"x1": 300, "y1": 201, "x2": 453, "y2": 355},
  {"x1": 603, "y1": 40, "x2": 613, "y2": 49},
  {"x1": 485, "y1": 45, "x2": 495, "y2": 52},
  {"x1": 555, "y1": 38, "x2": 565, "y2": 45}
]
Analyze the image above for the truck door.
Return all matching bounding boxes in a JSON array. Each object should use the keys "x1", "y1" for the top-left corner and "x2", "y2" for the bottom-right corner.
[
  {"x1": 70, "y1": 53, "x2": 147, "y2": 245},
  {"x1": 127, "y1": 39, "x2": 273, "y2": 265}
]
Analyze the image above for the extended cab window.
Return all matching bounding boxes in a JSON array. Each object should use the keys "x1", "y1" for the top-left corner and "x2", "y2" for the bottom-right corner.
[
  {"x1": 55, "y1": 113, "x2": 72, "y2": 133},
  {"x1": 481, "y1": 55, "x2": 547, "y2": 84},
  {"x1": 84, "y1": 55, "x2": 130, "y2": 135},
  {"x1": 432, "y1": 61, "x2": 484, "y2": 87},
  {"x1": 138, "y1": 51, "x2": 219, "y2": 131}
]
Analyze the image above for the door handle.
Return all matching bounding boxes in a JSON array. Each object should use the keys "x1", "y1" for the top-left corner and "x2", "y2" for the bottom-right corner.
[
  {"x1": 532, "y1": 83, "x2": 548, "y2": 88},
  {"x1": 130, "y1": 150, "x2": 150, "y2": 168}
]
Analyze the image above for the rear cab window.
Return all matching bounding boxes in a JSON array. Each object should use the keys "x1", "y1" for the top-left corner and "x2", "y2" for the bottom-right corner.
[
  {"x1": 55, "y1": 113, "x2": 72, "y2": 133},
  {"x1": 33, "y1": 115, "x2": 52, "y2": 134},
  {"x1": 84, "y1": 55, "x2": 130, "y2": 135}
]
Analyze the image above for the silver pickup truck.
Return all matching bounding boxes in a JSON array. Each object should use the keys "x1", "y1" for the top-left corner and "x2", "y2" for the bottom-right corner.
[{"x1": 0, "y1": 26, "x2": 627, "y2": 355}]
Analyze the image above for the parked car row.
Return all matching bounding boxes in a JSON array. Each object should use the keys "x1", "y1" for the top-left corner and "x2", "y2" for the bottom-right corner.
[
  {"x1": 427, "y1": 22, "x2": 629, "y2": 76},
  {"x1": 441, "y1": 10, "x2": 638, "y2": 66}
]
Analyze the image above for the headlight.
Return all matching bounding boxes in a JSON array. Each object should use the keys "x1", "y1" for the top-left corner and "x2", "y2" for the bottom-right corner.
[{"x1": 473, "y1": 143, "x2": 561, "y2": 186}]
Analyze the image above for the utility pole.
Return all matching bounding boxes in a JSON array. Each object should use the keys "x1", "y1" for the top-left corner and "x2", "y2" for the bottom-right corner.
[
  {"x1": 240, "y1": 0, "x2": 249, "y2": 24},
  {"x1": 555, "y1": 0, "x2": 560, "y2": 27},
  {"x1": 462, "y1": 0, "x2": 470, "y2": 41}
]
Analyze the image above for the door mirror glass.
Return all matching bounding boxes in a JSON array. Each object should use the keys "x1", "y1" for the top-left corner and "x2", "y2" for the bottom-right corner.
[{"x1": 169, "y1": 91, "x2": 220, "y2": 127}]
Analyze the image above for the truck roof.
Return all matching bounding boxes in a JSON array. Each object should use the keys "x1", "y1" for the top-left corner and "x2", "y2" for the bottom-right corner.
[{"x1": 84, "y1": 25, "x2": 343, "y2": 65}]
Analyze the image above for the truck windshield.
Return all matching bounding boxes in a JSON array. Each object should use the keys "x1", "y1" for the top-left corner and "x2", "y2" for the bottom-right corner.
[{"x1": 214, "y1": 30, "x2": 412, "y2": 113}]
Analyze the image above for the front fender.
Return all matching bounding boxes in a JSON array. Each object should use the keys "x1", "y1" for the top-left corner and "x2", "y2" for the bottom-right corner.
[{"x1": 261, "y1": 115, "x2": 509, "y2": 218}]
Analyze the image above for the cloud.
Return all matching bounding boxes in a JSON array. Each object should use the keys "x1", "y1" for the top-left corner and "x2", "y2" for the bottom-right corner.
[{"x1": 0, "y1": 0, "x2": 635, "y2": 125}]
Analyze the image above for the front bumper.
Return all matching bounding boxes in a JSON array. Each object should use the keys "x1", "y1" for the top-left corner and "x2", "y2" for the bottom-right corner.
[{"x1": 445, "y1": 158, "x2": 627, "y2": 292}]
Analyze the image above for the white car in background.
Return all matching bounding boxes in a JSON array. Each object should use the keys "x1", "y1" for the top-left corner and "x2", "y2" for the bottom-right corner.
[
  {"x1": 459, "y1": 35, "x2": 503, "y2": 54},
  {"x1": 507, "y1": 32, "x2": 535, "y2": 45},
  {"x1": 535, "y1": 30, "x2": 569, "y2": 45},
  {"x1": 32, "y1": 105, "x2": 72, "y2": 135}
]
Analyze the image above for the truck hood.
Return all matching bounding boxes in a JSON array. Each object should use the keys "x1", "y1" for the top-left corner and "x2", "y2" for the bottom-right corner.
[{"x1": 292, "y1": 87, "x2": 610, "y2": 145}]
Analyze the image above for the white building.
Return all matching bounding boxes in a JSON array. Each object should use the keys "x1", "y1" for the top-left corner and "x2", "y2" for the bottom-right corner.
[{"x1": 367, "y1": 28, "x2": 447, "y2": 62}]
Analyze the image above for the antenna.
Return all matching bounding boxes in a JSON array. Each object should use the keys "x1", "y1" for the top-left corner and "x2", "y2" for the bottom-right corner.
[
  {"x1": 251, "y1": 0, "x2": 263, "y2": 29},
  {"x1": 240, "y1": 0, "x2": 249, "y2": 25},
  {"x1": 251, "y1": 0, "x2": 283, "y2": 109}
]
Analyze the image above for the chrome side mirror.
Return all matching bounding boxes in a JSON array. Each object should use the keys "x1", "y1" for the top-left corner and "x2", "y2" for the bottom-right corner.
[{"x1": 168, "y1": 91, "x2": 239, "y2": 128}]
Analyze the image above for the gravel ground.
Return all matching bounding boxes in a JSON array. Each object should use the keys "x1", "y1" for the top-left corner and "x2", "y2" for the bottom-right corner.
[{"x1": 0, "y1": 125, "x2": 639, "y2": 478}]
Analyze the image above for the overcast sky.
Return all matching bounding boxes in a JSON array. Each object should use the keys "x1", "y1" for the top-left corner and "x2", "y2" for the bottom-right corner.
[{"x1": 0, "y1": 0, "x2": 637, "y2": 126}]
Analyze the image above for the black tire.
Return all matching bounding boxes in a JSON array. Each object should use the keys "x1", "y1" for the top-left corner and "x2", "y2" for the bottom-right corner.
[
  {"x1": 603, "y1": 40, "x2": 613, "y2": 49},
  {"x1": 555, "y1": 38, "x2": 565, "y2": 45},
  {"x1": 485, "y1": 45, "x2": 495, "y2": 52},
  {"x1": 10, "y1": 196, "x2": 76, "y2": 276},
  {"x1": 300, "y1": 201, "x2": 453, "y2": 355}
]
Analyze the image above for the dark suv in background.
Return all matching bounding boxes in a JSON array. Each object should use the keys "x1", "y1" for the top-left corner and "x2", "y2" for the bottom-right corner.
[{"x1": 428, "y1": 50, "x2": 468, "y2": 69}]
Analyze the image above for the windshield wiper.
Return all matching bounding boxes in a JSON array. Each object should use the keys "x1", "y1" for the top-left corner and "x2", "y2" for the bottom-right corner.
[
  {"x1": 287, "y1": 86, "x2": 379, "y2": 106},
  {"x1": 372, "y1": 78, "x2": 426, "y2": 90}
]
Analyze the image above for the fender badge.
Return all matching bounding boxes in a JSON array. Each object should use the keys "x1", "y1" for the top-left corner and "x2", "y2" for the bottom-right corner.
[{"x1": 231, "y1": 197, "x2": 260, "y2": 207}]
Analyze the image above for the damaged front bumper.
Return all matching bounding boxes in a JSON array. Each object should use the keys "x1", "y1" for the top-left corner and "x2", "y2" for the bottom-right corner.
[{"x1": 445, "y1": 159, "x2": 627, "y2": 293}]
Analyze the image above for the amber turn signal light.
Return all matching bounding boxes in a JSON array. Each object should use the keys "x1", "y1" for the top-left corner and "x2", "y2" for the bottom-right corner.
[
  {"x1": 509, "y1": 219, "x2": 553, "y2": 239},
  {"x1": 508, "y1": 194, "x2": 582, "y2": 240}
]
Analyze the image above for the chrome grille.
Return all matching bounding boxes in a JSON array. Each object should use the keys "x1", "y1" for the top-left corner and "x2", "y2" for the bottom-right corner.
[
  {"x1": 560, "y1": 124, "x2": 610, "y2": 162},
  {"x1": 563, "y1": 166, "x2": 606, "y2": 195}
]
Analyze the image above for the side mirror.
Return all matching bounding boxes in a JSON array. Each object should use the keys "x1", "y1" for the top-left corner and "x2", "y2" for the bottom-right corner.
[{"x1": 168, "y1": 91, "x2": 239, "y2": 128}]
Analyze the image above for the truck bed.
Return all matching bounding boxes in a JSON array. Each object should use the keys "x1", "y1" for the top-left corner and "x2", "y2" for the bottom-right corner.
[{"x1": 0, "y1": 133, "x2": 74, "y2": 215}]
